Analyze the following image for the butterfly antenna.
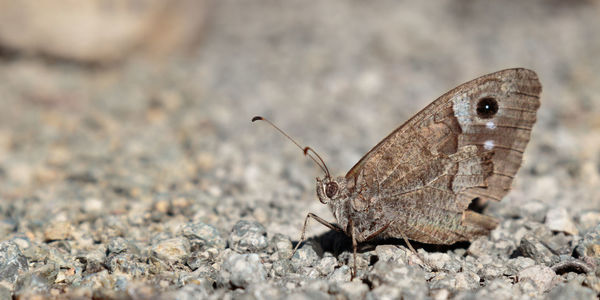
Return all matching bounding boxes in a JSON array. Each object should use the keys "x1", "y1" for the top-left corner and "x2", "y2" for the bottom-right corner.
[
  {"x1": 303, "y1": 147, "x2": 331, "y2": 179},
  {"x1": 252, "y1": 116, "x2": 330, "y2": 178}
]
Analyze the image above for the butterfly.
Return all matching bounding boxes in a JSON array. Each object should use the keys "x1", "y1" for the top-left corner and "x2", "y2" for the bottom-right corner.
[{"x1": 253, "y1": 68, "x2": 541, "y2": 277}]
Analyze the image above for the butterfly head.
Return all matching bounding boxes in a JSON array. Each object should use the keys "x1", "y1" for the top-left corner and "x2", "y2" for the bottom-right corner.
[{"x1": 316, "y1": 176, "x2": 347, "y2": 204}]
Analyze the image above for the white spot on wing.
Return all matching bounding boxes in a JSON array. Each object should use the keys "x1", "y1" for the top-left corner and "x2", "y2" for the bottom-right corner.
[
  {"x1": 486, "y1": 121, "x2": 496, "y2": 129},
  {"x1": 484, "y1": 140, "x2": 494, "y2": 150},
  {"x1": 452, "y1": 93, "x2": 471, "y2": 127}
]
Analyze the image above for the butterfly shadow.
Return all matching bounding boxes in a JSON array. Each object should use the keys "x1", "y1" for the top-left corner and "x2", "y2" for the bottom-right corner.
[{"x1": 292, "y1": 229, "x2": 472, "y2": 261}]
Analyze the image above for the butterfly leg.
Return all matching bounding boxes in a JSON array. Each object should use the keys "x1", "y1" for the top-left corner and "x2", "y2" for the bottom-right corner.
[
  {"x1": 399, "y1": 233, "x2": 435, "y2": 271},
  {"x1": 290, "y1": 213, "x2": 342, "y2": 258},
  {"x1": 350, "y1": 219, "x2": 358, "y2": 280}
]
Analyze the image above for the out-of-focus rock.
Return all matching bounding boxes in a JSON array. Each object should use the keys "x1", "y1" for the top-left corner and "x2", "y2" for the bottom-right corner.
[{"x1": 0, "y1": 0, "x2": 208, "y2": 63}]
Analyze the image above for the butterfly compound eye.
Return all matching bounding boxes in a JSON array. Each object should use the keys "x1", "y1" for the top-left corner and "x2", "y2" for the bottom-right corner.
[
  {"x1": 476, "y1": 97, "x2": 499, "y2": 119},
  {"x1": 325, "y1": 182, "x2": 338, "y2": 198}
]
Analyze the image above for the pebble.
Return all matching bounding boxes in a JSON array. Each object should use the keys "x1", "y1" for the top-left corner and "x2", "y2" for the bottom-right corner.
[
  {"x1": 180, "y1": 222, "x2": 226, "y2": 250},
  {"x1": 366, "y1": 285, "x2": 403, "y2": 300},
  {"x1": 0, "y1": 241, "x2": 29, "y2": 284},
  {"x1": 545, "y1": 208, "x2": 579, "y2": 235},
  {"x1": 228, "y1": 220, "x2": 268, "y2": 253},
  {"x1": 221, "y1": 253, "x2": 267, "y2": 288},
  {"x1": 548, "y1": 282, "x2": 596, "y2": 300},
  {"x1": 336, "y1": 279, "x2": 369, "y2": 299},
  {"x1": 291, "y1": 243, "x2": 320, "y2": 269},
  {"x1": 316, "y1": 255, "x2": 337, "y2": 276},
  {"x1": 519, "y1": 233, "x2": 558, "y2": 266},
  {"x1": 577, "y1": 211, "x2": 600, "y2": 232},
  {"x1": 454, "y1": 271, "x2": 480, "y2": 290},
  {"x1": 517, "y1": 265, "x2": 557, "y2": 293},
  {"x1": 151, "y1": 237, "x2": 191, "y2": 263},
  {"x1": 575, "y1": 224, "x2": 600, "y2": 268},
  {"x1": 271, "y1": 233, "x2": 293, "y2": 259},
  {"x1": 43, "y1": 221, "x2": 73, "y2": 241}
]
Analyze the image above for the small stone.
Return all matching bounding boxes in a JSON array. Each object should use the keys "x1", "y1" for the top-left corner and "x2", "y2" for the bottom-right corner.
[
  {"x1": 316, "y1": 255, "x2": 337, "y2": 276},
  {"x1": 272, "y1": 259, "x2": 293, "y2": 277},
  {"x1": 366, "y1": 285, "x2": 402, "y2": 300},
  {"x1": 0, "y1": 241, "x2": 29, "y2": 284},
  {"x1": 221, "y1": 253, "x2": 267, "y2": 288},
  {"x1": 506, "y1": 257, "x2": 536, "y2": 275},
  {"x1": 107, "y1": 237, "x2": 136, "y2": 255},
  {"x1": 43, "y1": 221, "x2": 72, "y2": 241},
  {"x1": 545, "y1": 208, "x2": 578, "y2": 235},
  {"x1": 425, "y1": 252, "x2": 451, "y2": 270},
  {"x1": 431, "y1": 288, "x2": 450, "y2": 300},
  {"x1": 291, "y1": 243, "x2": 319, "y2": 269},
  {"x1": 368, "y1": 260, "x2": 426, "y2": 289},
  {"x1": 161, "y1": 283, "x2": 211, "y2": 299},
  {"x1": 520, "y1": 201, "x2": 548, "y2": 222},
  {"x1": 517, "y1": 265, "x2": 557, "y2": 293},
  {"x1": 577, "y1": 211, "x2": 600, "y2": 233},
  {"x1": 519, "y1": 234, "x2": 558, "y2": 266},
  {"x1": 14, "y1": 264, "x2": 58, "y2": 297},
  {"x1": 328, "y1": 265, "x2": 351, "y2": 282},
  {"x1": 468, "y1": 238, "x2": 494, "y2": 257},
  {"x1": 455, "y1": 271, "x2": 480, "y2": 290},
  {"x1": 228, "y1": 220, "x2": 268, "y2": 253},
  {"x1": 336, "y1": 280, "x2": 369, "y2": 299},
  {"x1": 548, "y1": 282, "x2": 596, "y2": 300},
  {"x1": 181, "y1": 222, "x2": 225, "y2": 250},
  {"x1": 82, "y1": 197, "x2": 104, "y2": 214},
  {"x1": 151, "y1": 237, "x2": 191, "y2": 263},
  {"x1": 375, "y1": 245, "x2": 406, "y2": 263},
  {"x1": 271, "y1": 233, "x2": 293, "y2": 259},
  {"x1": 575, "y1": 224, "x2": 600, "y2": 267}
]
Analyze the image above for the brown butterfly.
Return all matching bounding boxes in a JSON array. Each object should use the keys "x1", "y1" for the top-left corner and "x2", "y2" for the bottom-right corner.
[{"x1": 253, "y1": 68, "x2": 541, "y2": 276}]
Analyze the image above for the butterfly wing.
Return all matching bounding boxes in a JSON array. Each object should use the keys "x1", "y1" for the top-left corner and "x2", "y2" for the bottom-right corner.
[{"x1": 345, "y1": 68, "x2": 541, "y2": 243}]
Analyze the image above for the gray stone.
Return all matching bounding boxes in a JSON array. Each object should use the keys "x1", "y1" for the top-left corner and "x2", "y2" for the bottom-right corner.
[
  {"x1": 291, "y1": 243, "x2": 319, "y2": 269},
  {"x1": 271, "y1": 259, "x2": 293, "y2": 277},
  {"x1": 14, "y1": 265, "x2": 58, "y2": 297},
  {"x1": 425, "y1": 252, "x2": 451, "y2": 270},
  {"x1": 221, "y1": 253, "x2": 267, "y2": 288},
  {"x1": 162, "y1": 283, "x2": 211, "y2": 299},
  {"x1": 366, "y1": 285, "x2": 403, "y2": 300},
  {"x1": 0, "y1": 241, "x2": 28, "y2": 284},
  {"x1": 520, "y1": 201, "x2": 548, "y2": 222},
  {"x1": 474, "y1": 278, "x2": 514, "y2": 299},
  {"x1": 506, "y1": 257, "x2": 536, "y2": 275},
  {"x1": 335, "y1": 280, "x2": 369, "y2": 299},
  {"x1": 271, "y1": 233, "x2": 293, "y2": 259},
  {"x1": 228, "y1": 220, "x2": 268, "y2": 253},
  {"x1": 181, "y1": 222, "x2": 226, "y2": 250},
  {"x1": 517, "y1": 265, "x2": 557, "y2": 293},
  {"x1": 576, "y1": 211, "x2": 600, "y2": 232},
  {"x1": 545, "y1": 208, "x2": 579, "y2": 235},
  {"x1": 107, "y1": 237, "x2": 137, "y2": 255},
  {"x1": 328, "y1": 265, "x2": 351, "y2": 282},
  {"x1": 368, "y1": 260, "x2": 426, "y2": 289},
  {"x1": 548, "y1": 282, "x2": 596, "y2": 300},
  {"x1": 519, "y1": 233, "x2": 558, "y2": 266},
  {"x1": 455, "y1": 271, "x2": 480, "y2": 290},
  {"x1": 316, "y1": 255, "x2": 337, "y2": 276},
  {"x1": 575, "y1": 224, "x2": 600, "y2": 267},
  {"x1": 151, "y1": 237, "x2": 191, "y2": 263},
  {"x1": 375, "y1": 245, "x2": 406, "y2": 264}
]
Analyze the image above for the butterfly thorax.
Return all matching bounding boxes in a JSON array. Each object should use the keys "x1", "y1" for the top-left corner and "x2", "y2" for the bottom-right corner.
[{"x1": 316, "y1": 175, "x2": 391, "y2": 242}]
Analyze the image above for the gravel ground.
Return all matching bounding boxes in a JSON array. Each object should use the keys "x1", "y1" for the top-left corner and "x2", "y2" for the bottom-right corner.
[{"x1": 1, "y1": 1, "x2": 600, "y2": 299}]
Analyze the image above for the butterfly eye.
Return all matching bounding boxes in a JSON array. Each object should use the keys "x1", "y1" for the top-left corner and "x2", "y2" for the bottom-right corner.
[
  {"x1": 325, "y1": 182, "x2": 338, "y2": 198},
  {"x1": 476, "y1": 97, "x2": 498, "y2": 119}
]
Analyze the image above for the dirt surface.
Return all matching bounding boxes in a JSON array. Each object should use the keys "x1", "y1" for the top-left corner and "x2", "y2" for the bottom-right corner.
[{"x1": 0, "y1": 1, "x2": 599, "y2": 299}]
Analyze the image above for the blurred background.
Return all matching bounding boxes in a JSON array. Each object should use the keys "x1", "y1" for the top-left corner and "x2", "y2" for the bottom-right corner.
[{"x1": 0, "y1": 0, "x2": 599, "y2": 266}]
